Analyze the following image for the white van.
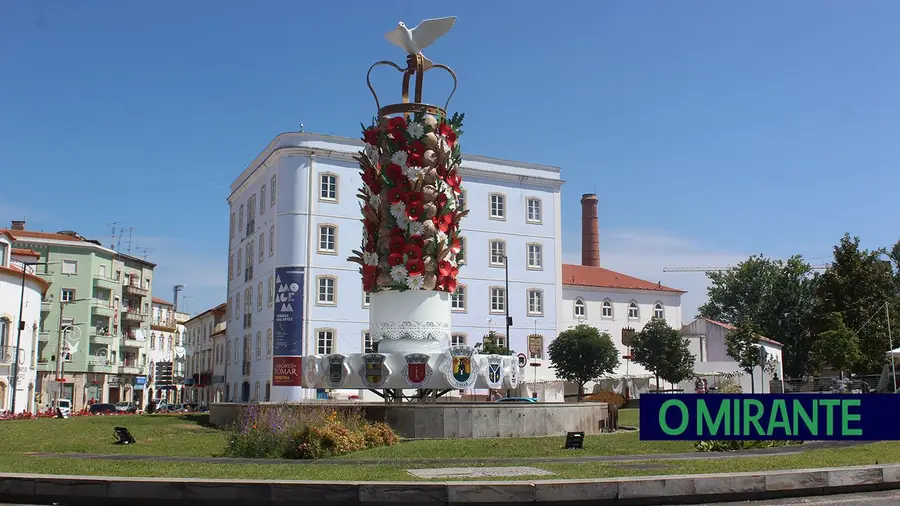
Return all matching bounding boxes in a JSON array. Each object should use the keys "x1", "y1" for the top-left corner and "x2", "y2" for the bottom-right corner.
[{"x1": 53, "y1": 398, "x2": 72, "y2": 417}]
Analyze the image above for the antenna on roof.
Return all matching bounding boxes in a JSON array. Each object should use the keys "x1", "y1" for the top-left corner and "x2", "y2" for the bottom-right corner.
[
  {"x1": 106, "y1": 222, "x2": 121, "y2": 249},
  {"x1": 135, "y1": 246, "x2": 155, "y2": 260},
  {"x1": 126, "y1": 227, "x2": 134, "y2": 255}
]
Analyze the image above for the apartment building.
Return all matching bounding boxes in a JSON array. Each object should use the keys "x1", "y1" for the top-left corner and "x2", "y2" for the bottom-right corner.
[
  {"x1": 2, "y1": 221, "x2": 155, "y2": 411},
  {"x1": 225, "y1": 132, "x2": 563, "y2": 402},
  {"x1": 148, "y1": 297, "x2": 189, "y2": 404},
  {"x1": 183, "y1": 303, "x2": 226, "y2": 405}
]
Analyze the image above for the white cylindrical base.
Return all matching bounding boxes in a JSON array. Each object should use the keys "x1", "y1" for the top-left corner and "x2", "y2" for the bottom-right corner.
[{"x1": 369, "y1": 290, "x2": 451, "y2": 355}]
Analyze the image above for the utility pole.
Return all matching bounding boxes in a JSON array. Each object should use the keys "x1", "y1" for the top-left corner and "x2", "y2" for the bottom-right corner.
[
  {"x1": 55, "y1": 299, "x2": 67, "y2": 406},
  {"x1": 888, "y1": 303, "x2": 896, "y2": 392},
  {"x1": 503, "y1": 254, "x2": 510, "y2": 349},
  {"x1": 10, "y1": 264, "x2": 28, "y2": 413},
  {"x1": 172, "y1": 285, "x2": 183, "y2": 403}
]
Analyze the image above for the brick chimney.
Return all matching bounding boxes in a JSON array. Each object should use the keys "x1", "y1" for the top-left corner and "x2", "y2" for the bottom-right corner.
[
  {"x1": 580, "y1": 194, "x2": 600, "y2": 267},
  {"x1": 10, "y1": 220, "x2": 25, "y2": 231}
]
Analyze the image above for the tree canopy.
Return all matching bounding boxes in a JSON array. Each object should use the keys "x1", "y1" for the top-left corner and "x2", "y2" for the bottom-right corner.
[
  {"x1": 480, "y1": 331, "x2": 513, "y2": 356},
  {"x1": 810, "y1": 312, "x2": 861, "y2": 377},
  {"x1": 547, "y1": 324, "x2": 619, "y2": 400},
  {"x1": 631, "y1": 318, "x2": 695, "y2": 390}
]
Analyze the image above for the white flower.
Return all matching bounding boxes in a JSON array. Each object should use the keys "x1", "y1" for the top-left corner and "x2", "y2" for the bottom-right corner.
[
  {"x1": 391, "y1": 150, "x2": 408, "y2": 167},
  {"x1": 389, "y1": 202, "x2": 407, "y2": 223},
  {"x1": 406, "y1": 275, "x2": 425, "y2": 290},
  {"x1": 390, "y1": 265, "x2": 408, "y2": 283},
  {"x1": 436, "y1": 230, "x2": 448, "y2": 245},
  {"x1": 407, "y1": 221, "x2": 425, "y2": 236},
  {"x1": 403, "y1": 164, "x2": 422, "y2": 180},
  {"x1": 438, "y1": 138, "x2": 452, "y2": 156},
  {"x1": 363, "y1": 252, "x2": 378, "y2": 266},
  {"x1": 406, "y1": 121, "x2": 425, "y2": 139},
  {"x1": 369, "y1": 193, "x2": 382, "y2": 208}
]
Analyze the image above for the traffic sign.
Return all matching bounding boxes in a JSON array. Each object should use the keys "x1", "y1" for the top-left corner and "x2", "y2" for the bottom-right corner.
[{"x1": 517, "y1": 353, "x2": 527, "y2": 368}]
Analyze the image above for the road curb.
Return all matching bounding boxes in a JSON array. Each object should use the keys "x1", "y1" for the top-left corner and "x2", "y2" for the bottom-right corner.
[{"x1": 0, "y1": 464, "x2": 898, "y2": 505}]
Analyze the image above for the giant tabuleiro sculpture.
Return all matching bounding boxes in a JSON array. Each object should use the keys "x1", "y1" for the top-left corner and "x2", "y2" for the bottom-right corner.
[{"x1": 300, "y1": 17, "x2": 521, "y2": 400}]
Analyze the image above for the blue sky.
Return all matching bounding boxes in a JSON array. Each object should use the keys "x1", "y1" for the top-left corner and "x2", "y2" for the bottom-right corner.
[{"x1": 2, "y1": 1, "x2": 898, "y2": 318}]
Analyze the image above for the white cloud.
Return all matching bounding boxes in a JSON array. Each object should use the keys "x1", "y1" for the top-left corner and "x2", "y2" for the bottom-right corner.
[{"x1": 563, "y1": 229, "x2": 747, "y2": 323}]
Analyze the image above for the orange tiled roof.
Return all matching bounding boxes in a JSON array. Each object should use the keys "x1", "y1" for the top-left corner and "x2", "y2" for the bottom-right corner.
[
  {"x1": 0, "y1": 265, "x2": 49, "y2": 295},
  {"x1": 0, "y1": 229, "x2": 84, "y2": 242},
  {"x1": 562, "y1": 264, "x2": 686, "y2": 294},
  {"x1": 697, "y1": 317, "x2": 783, "y2": 346},
  {"x1": 11, "y1": 248, "x2": 40, "y2": 258},
  {"x1": 152, "y1": 297, "x2": 174, "y2": 306}
]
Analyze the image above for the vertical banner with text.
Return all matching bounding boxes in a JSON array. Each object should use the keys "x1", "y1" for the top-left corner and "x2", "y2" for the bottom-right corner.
[{"x1": 272, "y1": 266, "x2": 305, "y2": 386}]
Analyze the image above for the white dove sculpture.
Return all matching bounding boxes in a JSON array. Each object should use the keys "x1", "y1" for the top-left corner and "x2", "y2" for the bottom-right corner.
[{"x1": 385, "y1": 16, "x2": 457, "y2": 69}]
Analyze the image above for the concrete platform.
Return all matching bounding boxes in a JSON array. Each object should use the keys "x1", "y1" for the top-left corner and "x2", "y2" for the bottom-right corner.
[
  {"x1": 209, "y1": 402, "x2": 609, "y2": 439},
  {"x1": 1, "y1": 464, "x2": 899, "y2": 505}
]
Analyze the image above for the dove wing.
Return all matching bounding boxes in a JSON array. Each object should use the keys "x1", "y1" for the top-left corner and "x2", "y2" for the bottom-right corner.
[
  {"x1": 409, "y1": 16, "x2": 457, "y2": 51},
  {"x1": 384, "y1": 27, "x2": 407, "y2": 49}
]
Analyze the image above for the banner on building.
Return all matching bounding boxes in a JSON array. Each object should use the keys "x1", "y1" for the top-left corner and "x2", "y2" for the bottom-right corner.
[
  {"x1": 273, "y1": 356, "x2": 303, "y2": 387},
  {"x1": 273, "y1": 266, "x2": 305, "y2": 356}
]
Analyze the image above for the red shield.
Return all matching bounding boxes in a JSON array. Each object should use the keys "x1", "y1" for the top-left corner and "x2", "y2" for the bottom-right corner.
[{"x1": 408, "y1": 363, "x2": 427, "y2": 384}]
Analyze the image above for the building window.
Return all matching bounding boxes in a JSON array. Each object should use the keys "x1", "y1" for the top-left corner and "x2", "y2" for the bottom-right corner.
[
  {"x1": 150, "y1": 334, "x2": 156, "y2": 350},
  {"x1": 451, "y1": 285, "x2": 466, "y2": 312},
  {"x1": 490, "y1": 287, "x2": 506, "y2": 314},
  {"x1": 451, "y1": 333, "x2": 466, "y2": 346},
  {"x1": 228, "y1": 297, "x2": 232, "y2": 320},
  {"x1": 260, "y1": 185, "x2": 267, "y2": 214},
  {"x1": 269, "y1": 225, "x2": 275, "y2": 257},
  {"x1": 363, "y1": 331, "x2": 374, "y2": 353},
  {"x1": 526, "y1": 197, "x2": 542, "y2": 224},
  {"x1": 362, "y1": 291, "x2": 370, "y2": 308},
  {"x1": 457, "y1": 190, "x2": 466, "y2": 210},
  {"x1": 238, "y1": 205, "x2": 244, "y2": 235},
  {"x1": 318, "y1": 224, "x2": 337, "y2": 254},
  {"x1": 489, "y1": 193, "x2": 506, "y2": 220},
  {"x1": 61, "y1": 289, "x2": 75, "y2": 302},
  {"x1": 257, "y1": 282, "x2": 263, "y2": 311},
  {"x1": 270, "y1": 175, "x2": 277, "y2": 206},
  {"x1": 236, "y1": 250, "x2": 242, "y2": 280},
  {"x1": 259, "y1": 233, "x2": 264, "y2": 263},
  {"x1": 266, "y1": 329, "x2": 272, "y2": 357},
  {"x1": 265, "y1": 381, "x2": 271, "y2": 402},
  {"x1": 228, "y1": 253, "x2": 234, "y2": 281},
  {"x1": 654, "y1": 303, "x2": 664, "y2": 319},
  {"x1": 527, "y1": 243, "x2": 543, "y2": 270},
  {"x1": 602, "y1": 300, "x2": 613, "y2": 318},
  {"x1": 527, "y1": 289, "x2": 544, "y2": 316},
  {"x1": 628, "y1": 302, "x2": 639, "y2": 319},
  {"x1": 457, "y1": 237, "x2": 466, "y2": 265},
  {"x1": 317, "y1": 329, "x2": 334, "y2": 355},
  {"x1": 317, "y1": 276, "x2": 336, "y2": 305},
  {"x1": 235, "y1": 294, "x2": 240, "y2": 321},
  {"x1": 574, "y1": 298, "x2": 586, "y2": 318},
  {"x1": 247, "y1": 195, "x2": 256, "y2": 234},
  {"x1": 528, "y1": 334, "x2": 544, "y2": 359},
  {"x1": 230, "y1": 213, "x2": 236, "y2": 238},
  {"x1": 256, "y1": 332, "x2": 262, "y2": 360},
  {"x1": 489, "y1": 240, "x2": 506, "y2": 266},
  {"x1": 320, "y1": 173, "x2": 338, "y2": 201},
  {"x1": 254, "y1": 381, "x2": 260, "y2": 401},
  {"x1": 61, "y1": 260, "x2": 77, "y2": 275},
  {"x1": 268, "y1": 276, "x2": 274, "y2": 307}
]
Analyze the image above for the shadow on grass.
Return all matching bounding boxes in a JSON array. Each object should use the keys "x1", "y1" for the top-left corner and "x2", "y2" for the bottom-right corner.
[{"x1": 176, "y1": 413, "x2": 218, "y2": 429}]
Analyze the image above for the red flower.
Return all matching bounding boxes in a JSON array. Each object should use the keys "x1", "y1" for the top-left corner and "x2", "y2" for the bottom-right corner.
[
  {"x1": 362, "y1": 126, "x2": 379, "y2": 146},
  {"x1": 388, "y1": 252, "x2": 405, "y2": 267},
  {"x1": 443, "y1": 276, "x2": 457, "y2": 293},
  {"x1": 433, "y1": 213, "x2": 453, "y2": 233},
  {"x1": 388, "y1": 116, "x2": 407, "y2": 131},
  {"x1": 439, "y1": 123, "x2": 457, "y2": 148},
  {"x1": 409, "y1": 235, "x2": 425, "y2": 247},
  {"x1": 406, "y1": 257, "x2": 424, "y2": 276},
  {"x1": 385, "y1": 164, "x2": 404, "y2": 184},
  {"x1": 403, "y1": 243, "x2": 423, "y2": 259},
  {"x1": 406, "y1": 203, "x2": 424, "y2": 221},
  {"x1": 438, "y1": 260, "x2": 454, "y2": 277},
  {"x1": 436, "y1": 192, "x2": 448, "y2": 210},
  {"x1": 408, "y1": 140, "x2": 426, "y2": 155},
  {"x1": 387, "y1": 187, "x2": 404, "y2": 204},
  {"x1": 362, "y1": 170, "x2": 382, "y2": 194},
  {"x1": 445, "y1": 173, "x2": 462, "y2": 194},
  {"x1": 450, "y1": 237, "x2": 462, "y2": 254},
  {"x1": 362, "y1": 265, "x2": 378, "y2": 290},
  {"x1": 405, "y1": 191, "x2": 424, "y2": 206},
  {"x1": 407, "y1": 151, "x2": 422, "y2": 167},
  {"x1": 390, "y1": 235, "x2": 406, "y2": 253},
  {"x1": 365, "y1": 239, "x2": 376, "y2": 253}
]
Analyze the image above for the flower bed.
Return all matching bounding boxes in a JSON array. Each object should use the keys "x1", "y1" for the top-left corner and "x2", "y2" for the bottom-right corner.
[
  {"x1": 349, "y1": 112, "x2": 467, "y2": 294},
  {"x1": 0, "y1": 408, "x2": 139, "y2": 421}
]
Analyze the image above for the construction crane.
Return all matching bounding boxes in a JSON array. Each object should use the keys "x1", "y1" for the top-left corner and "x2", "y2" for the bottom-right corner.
[{"x1": 663, "y1": 265, "x2": 829, "y2": 273}]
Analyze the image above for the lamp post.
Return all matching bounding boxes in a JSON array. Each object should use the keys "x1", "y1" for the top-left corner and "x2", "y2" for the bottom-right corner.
[
  {"x1": 55, "y1": 298, "x2": 89, "y2": 408},
  {"x1": 502, "y1": 254, "x2": 510, "y2": 349},
  {"x1": 10, "y1": 260, "x2": 57, "y2": 414}
]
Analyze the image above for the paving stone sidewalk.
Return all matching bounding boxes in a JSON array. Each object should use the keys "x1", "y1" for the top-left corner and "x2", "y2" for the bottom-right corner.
[{"x1": 24, "y1": 440, "x2": 864, "y2": 466}]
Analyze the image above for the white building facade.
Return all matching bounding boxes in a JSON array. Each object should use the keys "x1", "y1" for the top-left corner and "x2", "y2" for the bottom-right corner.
[
  {"x1": 148, "y1": 298, "x2": 188, "y2": 404},
  {"x1": 183, "y1": 303, "x2": 225, "y2": 405},
  {"x1": 225, "y1": 133, "x2": 563, "y2": 402},
  {"x1": 0, "y1": 233, "x2": 48, "y2": 413}
]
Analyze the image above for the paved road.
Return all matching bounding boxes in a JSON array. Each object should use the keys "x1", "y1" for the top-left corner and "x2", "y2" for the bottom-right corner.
[{"x1": 679, "y1": 490, "x2": 900, "y2": 505}]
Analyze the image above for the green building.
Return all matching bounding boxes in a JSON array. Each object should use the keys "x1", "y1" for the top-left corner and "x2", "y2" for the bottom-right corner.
[{"x1": 3, "y1": 222, "x2": 155, "y2": 411}]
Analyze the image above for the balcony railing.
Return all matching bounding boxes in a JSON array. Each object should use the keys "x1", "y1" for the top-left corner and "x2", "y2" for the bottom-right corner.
[
  {"x1": 91, "y1": 300, "x2": 116, "y2": 316},
  {"x1": 122, "y1": 310, "x2": 146, "y2": 322},
  {"x1": 122, "y1": 337, "x2": 143, "y2": 348},
  {"x1": 93, "y1": 275, "x2": 118, "y2": 290},
  {"x1": 150, "y1": 317, "x2": 177, "y2": 330},
  {"x1": 212, "y1": 322, "x2": 227, "y2": 335},
  {"x1": 123, "y1": 283, "x2": 148, "y2": 297}
]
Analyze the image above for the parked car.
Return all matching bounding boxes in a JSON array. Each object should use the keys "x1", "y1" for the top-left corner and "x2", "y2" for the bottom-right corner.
[
  {"x1": 494, "y1": 397, "x2": 537, "y2": 403},
  {"x1": 114, "y1": 402, "x2": 137, "y2": 414},
  {"x1": 89, "y1": 403, "x2": 117, "y2": 415},
  {"x1": 51, "y1": 398, "x2": 72, "y2": 417}
]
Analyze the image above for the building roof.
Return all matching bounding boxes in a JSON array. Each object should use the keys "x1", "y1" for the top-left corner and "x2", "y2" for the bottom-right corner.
[
  {"x1": 11, "y1": 248, "x2": 40, "y2": 258},
  {"x1": 561, "y1": 264, "x2": 686, "y2": 294},
  {"x1": 0, "y1": 265, "x2": 50, "y2": 295},
  {"x1": 152, "y1": 297, "x2": 173, "y2": 306},
  {"x1": 2, "y1": 228, "x2": 157, "y2": 267},
  {"x1": 694, "y1": 317, "x2": 784, "y2": 347},
  {"x1": 184, "y1": 302, "x2": 228, "y2": 325}
]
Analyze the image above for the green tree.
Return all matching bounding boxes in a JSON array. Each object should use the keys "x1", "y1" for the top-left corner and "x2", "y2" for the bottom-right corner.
[
  {"x1": 725, "y1": 319, "x2": 761, "y2": 393},
  {"x1": 814, "y1": 234, "x2": 896, "y2": 374},
  {"x1": 547, "y1": 324, "x2": 619, "y2": 400},
  {"x1": 699, "y1": 255, "x2": 819, "y2": 377},
  {"x1": 480, "y1": 331, "x2": 512, "y2": 355},
  {"x1": 810, "y1": 312, "x2": 861, "y2": 378},
  {"x1": 631, "y1": 318, "x2": 695, "y2": 391}
]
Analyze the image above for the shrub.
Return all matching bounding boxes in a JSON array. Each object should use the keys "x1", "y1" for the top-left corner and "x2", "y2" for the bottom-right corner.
[
  {"x1": 225, "y1": 404, "x2": 399, "y2": 459},
  {"x1": 582, "y1": 391, "x2": 625, "y2": 407},
  {"x1": 717, "y1": 382, "x2": 743, "y2": 394}
]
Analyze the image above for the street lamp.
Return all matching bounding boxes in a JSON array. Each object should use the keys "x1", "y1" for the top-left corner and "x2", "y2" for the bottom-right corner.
[
  {"x1": 502, "y1": 254, "x2": 510, "y2": 349},
  {"x1": 10, "y1": 260, "x2": 58, "y2": 414},
  {"x1": 55, "y1": 298, "x2": 90, "y2": 408}
]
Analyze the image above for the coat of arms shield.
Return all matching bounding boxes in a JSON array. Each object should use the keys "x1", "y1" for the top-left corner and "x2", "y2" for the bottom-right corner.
[
  {"x1": 402, "y1": 353, "x2": 433, "y2": 387},
  {"x1": 484, "y1": 355, "x2": 504, "y2": 389},
  {"x1": 440, "y1": 345, "x2": 478, "y2": 389},
  {"x1": 359, "y1": 353, "x2": 390, "y2": 388},
  {"x1": 326, "y1": 354, "x2": 348, "y2": 388}
]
